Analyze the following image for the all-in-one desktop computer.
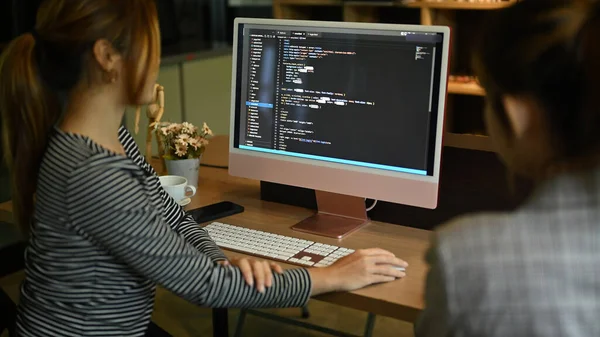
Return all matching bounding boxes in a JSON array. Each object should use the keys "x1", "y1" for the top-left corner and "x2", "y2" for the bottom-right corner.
[{"x1": 204, "y1": 18, "x2": 449, "y2": 267}]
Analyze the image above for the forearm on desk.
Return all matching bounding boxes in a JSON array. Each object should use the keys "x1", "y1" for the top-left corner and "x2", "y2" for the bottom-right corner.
[
  {"x1": 174, "y1": 214, "x2": 227, "y2": 262},
  {"x1": 69, "y1": 166, "x2": 309, "y2": 309},
  {"x1": 203, "y1": 267, "x2": 312, "y2": 308},
  {"x1": 158, "y1": 185, "x2": 226, "y2": 262}
]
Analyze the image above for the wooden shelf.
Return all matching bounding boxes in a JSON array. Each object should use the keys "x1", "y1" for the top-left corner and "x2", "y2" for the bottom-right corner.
[
  {"x1": 273, "y1": 0, "x2": 505, "y2": 153},
  {"x1": 275, "y1": 0, "x2": 342, "y2": 5},
  {"x1": 447, "y1": 81, "x2": 485, "y2": 96},
  {"x1": 277, "y1": 0, "x2": 516, "y2": 9},
  {"x1": 344, "y1": 1, "x2": 397, "y2": 6},
  {"x1": 444, "y1": 133, "x2": 494, "y2": 152},
  {"x1": 402, "y1": 0, "x2": 516, "y2": 10}
]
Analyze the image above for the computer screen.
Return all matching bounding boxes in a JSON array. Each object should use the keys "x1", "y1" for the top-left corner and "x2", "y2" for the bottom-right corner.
[
  {"x1": 230, "y1": 19, "x2": 449, "y2": 210},
  {"x1": 233, "y1": 22, "x2": 445, "y2": 177}
]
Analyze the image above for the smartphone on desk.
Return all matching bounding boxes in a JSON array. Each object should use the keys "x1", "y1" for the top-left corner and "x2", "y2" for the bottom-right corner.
[{"x1": 187, "y1": 201, "x2": 244, "y2": 224}]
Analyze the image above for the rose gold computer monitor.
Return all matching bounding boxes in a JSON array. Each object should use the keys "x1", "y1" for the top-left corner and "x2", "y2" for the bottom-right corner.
[{"x1": 229, "y1": 18, "x2": 450, "y2": 238}]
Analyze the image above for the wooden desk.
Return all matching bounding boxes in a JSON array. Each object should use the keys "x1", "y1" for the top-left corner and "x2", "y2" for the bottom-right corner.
[
  {"x1": 0, "y1": 165, "x2": 431, "y2": 323},
  {"x1": 181, "y1": 166, "x2": 431, "y2": 323}
]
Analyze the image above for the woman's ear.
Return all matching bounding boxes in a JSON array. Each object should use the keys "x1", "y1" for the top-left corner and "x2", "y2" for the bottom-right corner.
[
  {"x1": 501, "y1": 95, "x2": 540, "y2": 140},
  {"x1": 92, "y1": 39, "x2": 122, "y2": 74}
]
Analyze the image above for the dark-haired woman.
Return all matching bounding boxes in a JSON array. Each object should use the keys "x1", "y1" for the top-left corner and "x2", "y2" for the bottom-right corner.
[{"x1": 417, "y1": 1, "x2": 600, "y2": 336}]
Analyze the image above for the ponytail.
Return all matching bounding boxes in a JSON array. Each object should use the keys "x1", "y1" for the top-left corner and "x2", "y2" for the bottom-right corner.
[
  {"x1": 1, "y1": 0, "x2": 161, "y2": 234},
  {"x1": 0, "y1": 33, "x2": 61, "y2": 235}
]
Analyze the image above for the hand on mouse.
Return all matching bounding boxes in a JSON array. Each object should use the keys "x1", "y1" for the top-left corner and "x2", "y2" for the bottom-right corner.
[{"x1": 308, "y1": 248, "x2": 408, "y2": 295}]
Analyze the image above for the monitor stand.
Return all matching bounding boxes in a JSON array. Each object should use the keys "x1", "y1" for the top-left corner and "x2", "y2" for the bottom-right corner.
[{"x1": 291, "y1": 190, "x2": 369, "y2": 239}]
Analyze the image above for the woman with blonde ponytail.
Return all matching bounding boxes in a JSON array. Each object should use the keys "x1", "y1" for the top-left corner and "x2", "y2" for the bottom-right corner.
[{"x1": 0, "y1": 1, "x2": 407, "y2": 336}]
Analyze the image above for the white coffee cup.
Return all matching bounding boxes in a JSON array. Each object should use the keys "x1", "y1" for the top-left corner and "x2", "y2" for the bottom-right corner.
[{"x1": 159, "y1": 175, "x2": 196, "y2": 202}]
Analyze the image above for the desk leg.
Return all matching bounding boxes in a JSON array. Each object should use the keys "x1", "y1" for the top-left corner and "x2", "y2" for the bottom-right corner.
[
  {"x1": 363, "y1": 313, "x2": 376, "y2": 337},
  {"x1": 212, "y1": 308, "x2": 229, "y2": 337}
]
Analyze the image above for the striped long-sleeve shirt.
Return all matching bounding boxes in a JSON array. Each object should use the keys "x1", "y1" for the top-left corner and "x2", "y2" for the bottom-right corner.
[{"x1": 16, "y1": 127, "x2": 312, "y2": 337}]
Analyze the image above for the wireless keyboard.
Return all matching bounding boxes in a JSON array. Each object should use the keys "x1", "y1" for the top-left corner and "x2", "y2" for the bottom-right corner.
[{"x1": 204, "y1": 222, "x2": 355, "y2": 267}]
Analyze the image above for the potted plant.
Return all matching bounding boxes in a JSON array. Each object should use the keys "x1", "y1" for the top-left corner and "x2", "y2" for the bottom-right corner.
[{"x1": 158, "y1": 121, "x2": 212, "y2": 188}]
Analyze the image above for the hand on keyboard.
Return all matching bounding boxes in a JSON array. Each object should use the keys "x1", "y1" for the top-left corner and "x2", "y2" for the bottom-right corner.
[
  {"x1": 219, "y1": 258, "x2": 284, "y2": 293},
  {"x1": 204, "y1": 223, "x2": 408, "y2": 295},
  {"x1": 309, "y1": 248, "x2": 408, "y2": 295}
]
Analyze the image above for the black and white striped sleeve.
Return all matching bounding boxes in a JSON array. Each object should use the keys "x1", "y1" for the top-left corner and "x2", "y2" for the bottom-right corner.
[
  {"x1": 65, "y1": 161, "x2": 312, "y2": 308},
  {"x1": 118, "y1": 126, "x2": 226, "y2": 262},
  {"x1": 158, "y1": 186, "x2": 227, "y2": 262}
]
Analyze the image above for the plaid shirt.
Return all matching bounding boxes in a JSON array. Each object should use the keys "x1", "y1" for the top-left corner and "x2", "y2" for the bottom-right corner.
[{"x1": 416, "y1": 168, "x2": 600, "y2": 337}]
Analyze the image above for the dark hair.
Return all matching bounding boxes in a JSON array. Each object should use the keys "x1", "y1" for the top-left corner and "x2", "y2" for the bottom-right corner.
[
  {"x1": 0, "y1": 0, "x2": 161, "y2": 234},
  {"x1": 474, "y1": 0, "x2": 600, "y2": 163}
]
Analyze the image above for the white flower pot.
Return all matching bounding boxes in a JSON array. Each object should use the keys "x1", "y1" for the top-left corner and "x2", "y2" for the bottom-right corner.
[{"x1": 164, "y1": 157, "x2": 201, "y2": 188}]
